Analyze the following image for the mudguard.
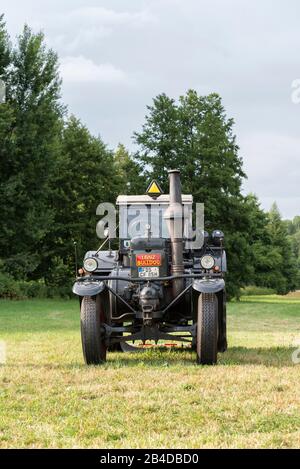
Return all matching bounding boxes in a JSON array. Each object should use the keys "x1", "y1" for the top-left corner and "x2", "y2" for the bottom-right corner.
[
  {"x1": 72, "y1": 280, "x2": 106, "y2": 297},
  {"x1": 193, "y1": 278, "x2": 225, "y2": 294}
]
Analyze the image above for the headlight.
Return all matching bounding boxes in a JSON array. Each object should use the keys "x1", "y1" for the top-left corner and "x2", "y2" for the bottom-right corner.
[
  {"x1": 200, "y1": 255, "x2": 215, "y2": 270},
  {"x1": 83, "y1": 257, "x2": 98, "y2": 273}
]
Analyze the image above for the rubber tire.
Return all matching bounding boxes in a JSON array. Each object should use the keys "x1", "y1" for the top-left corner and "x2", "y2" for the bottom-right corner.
[
  {"x1": 80, "y1": 295, "x2": 107, "y2": 365},
  {"x1": 196, "y1": 293, "x2": 218, "y2": 365},
  {"x1": 217, "y1": 290, "x2": 228, "y2": 353}
]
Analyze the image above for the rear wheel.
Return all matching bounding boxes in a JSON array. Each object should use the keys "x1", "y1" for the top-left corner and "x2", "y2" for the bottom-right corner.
[
  {"x1": 80, "y1": 295, "x2": 107, "y2": 365},
  {"x1": 196, "y1": 293, "x2": 218, "y2": 365}
]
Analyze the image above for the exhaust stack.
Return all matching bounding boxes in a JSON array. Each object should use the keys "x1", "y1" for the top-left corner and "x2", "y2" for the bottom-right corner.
[{"x1": 164, "y1": 170, "x2": 184, "y2": 297}]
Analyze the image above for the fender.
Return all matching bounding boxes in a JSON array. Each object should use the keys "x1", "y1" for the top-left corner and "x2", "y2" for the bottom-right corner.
[
  {"x1": 192, "y1": 278, "x2": 225, "y2": 294},
  {"x1": 72, "y1": 280, "x2": 106, "y2": 297}
]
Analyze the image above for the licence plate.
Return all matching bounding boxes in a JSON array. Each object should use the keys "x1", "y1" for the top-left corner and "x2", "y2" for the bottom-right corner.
[
  {"x1": 136, "y1": 254, "x2": 161, "y2": 267},
  {"x1": 138, "y1": 267, "x2": 160, "y2": 278}
]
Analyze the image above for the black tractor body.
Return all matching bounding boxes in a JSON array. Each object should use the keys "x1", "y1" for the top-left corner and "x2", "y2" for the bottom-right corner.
[{"x1": 73, "y1": 170, "x2": 227, "y2": 365}]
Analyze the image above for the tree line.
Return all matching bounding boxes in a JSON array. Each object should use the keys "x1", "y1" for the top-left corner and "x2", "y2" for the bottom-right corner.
[{"x1": 0, "y1": 16, "x2": 298, "y2": 298}]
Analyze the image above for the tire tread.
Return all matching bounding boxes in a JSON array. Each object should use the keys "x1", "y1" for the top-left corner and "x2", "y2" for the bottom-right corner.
[
  {"x1": 81, "y1": 296, "x2": 106, "y2": 365},
  {"x1": 197, "y1": 293, "x2": 218, "y2": 365}
]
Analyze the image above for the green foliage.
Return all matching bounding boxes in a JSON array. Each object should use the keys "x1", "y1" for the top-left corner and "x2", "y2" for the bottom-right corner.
[
  {"x1": 114, "y1": 143, "x2": 144, "y2": 194},
  {"x1": 0, "y1": 273, "x2": 72, "y2": 300},
  {"x1": 0, "y1": 260, "x2": 47, "y2": 299},
  {"x1": 0, "y1": 271, "x2": 21, "y2": 299},
  {"x1": 262, "y1": 204, "x2": 298, "y2": 294},
  {"x1": 0, "y1": 14, "x2": 10, "y2": 74},
  {"x1": 42, "y1": 115, "x2": 118, "y2": 281},
  {"x1": 0, "y1": 23, "x2": 64, "y2": 280},
  {"x1": 134, "y1": 91, "x2": 252, "y2": 296},
  {"x1": 133, "y1": 91, "x2": 298, "y2": 297},
  {"x1": 18, "y1": 280, "x2": 48, "y2": 299},
  {"x1": 134, "y1": 91, "x2": 245, "y2": 201},
  {"x1": 240, "y1": 286, "x2": 276, "y2": 296},
  {"x1": 285, "y1": 216, "x2": 300, "y2": 289},
  {"x1": 236, "y1": 201, "x2": 298, "y2": 295}
]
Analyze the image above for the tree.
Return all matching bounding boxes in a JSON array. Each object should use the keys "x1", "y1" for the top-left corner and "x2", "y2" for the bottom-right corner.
[
  {"x1": 134, "y1": 91, "x2": 246, "y2": 228},
  {"x1": 0, "y1": 15, "x2": 13, "y2": 191},
  {"x1": 134, "y1": 91, "x2": 245, "y2": 201},
  {"x1": 0, "y1": 14, "x2": 10, "y2": 74},
  {"x1": 133, "y1": 93, "x2": 180, "y2": 188},
  {"x1": 261, "y1": 203, "x2": 298, "y2": 294},
  {"x1": 42, "y1": 116, "x2": 118, "y2": 285},
  {"x1": 114, "y1": 143, "x2": 144, "y2": 194},
  {"x1": 0, "y1": 25, "x2": 64, "y2": 279},
  {"x1": 286, "y1": 216, "x2": 300, "y2": 289},
  {"x1": 134, "y1": 90, "x2": 249, "y2": 296}
]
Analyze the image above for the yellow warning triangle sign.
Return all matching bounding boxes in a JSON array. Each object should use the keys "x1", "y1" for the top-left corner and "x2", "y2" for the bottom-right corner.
[{"x1": 146, "y1": 180, "x2": 163, "y2": 196}]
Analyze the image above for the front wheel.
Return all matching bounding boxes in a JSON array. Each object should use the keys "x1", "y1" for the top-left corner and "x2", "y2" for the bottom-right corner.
[
  {"x1": 80, "y1": 295, "x2": 107, "y2": 365},
  {"x1": 196, "y1": 293, "x2": 218, "y2": 365}
]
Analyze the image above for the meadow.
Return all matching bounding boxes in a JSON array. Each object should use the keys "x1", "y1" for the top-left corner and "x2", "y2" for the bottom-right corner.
[{"x1": 0, "y1": 294, "x2": 299, "y2": 448}]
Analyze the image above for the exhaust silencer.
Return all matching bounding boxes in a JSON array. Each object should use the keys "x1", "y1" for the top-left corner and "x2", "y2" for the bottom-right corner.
[{"x1": 164, "y1": 170, "x2": 184, "y2": 297}]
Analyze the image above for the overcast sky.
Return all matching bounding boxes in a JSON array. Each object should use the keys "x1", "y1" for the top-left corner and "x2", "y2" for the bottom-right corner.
[{"x1": 2, "y1": 0, "x2": 300, "y2": 218}]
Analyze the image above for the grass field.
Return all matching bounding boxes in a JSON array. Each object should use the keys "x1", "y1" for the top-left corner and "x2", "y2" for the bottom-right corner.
[{"x1": 0, "y1": 295, "x2": 299, "y2": 449}]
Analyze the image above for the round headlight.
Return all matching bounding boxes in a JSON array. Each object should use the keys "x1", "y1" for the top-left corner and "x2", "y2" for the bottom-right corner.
[
  {"x1": 200, "y1": 255, "x2": 215, "y2": 270},
  {"x1": 83, "y1": 257, "x2": 98, "y2": 273}
]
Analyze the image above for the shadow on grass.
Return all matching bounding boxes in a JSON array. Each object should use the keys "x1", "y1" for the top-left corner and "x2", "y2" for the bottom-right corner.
[
  {"x1": 5, "y1": 346, "x2": 298, "y2": 369},
  {"x1": 108, "y1": 346, "x2": 297, "y2": 368},
  {"x1": 219, "y1": 346, "x2": 297, "y2": 367}
]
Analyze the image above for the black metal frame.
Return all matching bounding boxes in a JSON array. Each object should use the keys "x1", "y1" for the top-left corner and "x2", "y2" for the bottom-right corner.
[
  {"x1": 76, "y1": 272, "x2": 223, "y2": 283},
  {"x1": 104, "y1": 323, "x2": 196, "y2": 345},
  {"x1": 106, "y1": 281, "x2": 194, "y2": 319},
  {"x1": 76, "y1": 271, "x2": 224, "y2": 322},
  {"x1": 76, "y1": 271, "x2": 224, "y2": 347}
]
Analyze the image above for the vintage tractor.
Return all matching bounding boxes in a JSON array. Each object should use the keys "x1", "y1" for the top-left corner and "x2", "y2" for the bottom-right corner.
[{"x1": 73, "y1": 170, "x2": 227, "y2": 365}]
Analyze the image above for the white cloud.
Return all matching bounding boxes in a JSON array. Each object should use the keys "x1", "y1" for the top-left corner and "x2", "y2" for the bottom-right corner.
[
  {"x1": 69, "y1": 6, "x2": 154, "y2": 28},
  {"x1": 259, "y1": 197, "x2": 300, "y2": 219},
  {"x1": 60, "y1": 56, "x2": 128, "y2": 85},
  {"x1": 45, "y1": 6, "x2": 155, "y2": 54},
  {"x1": 241, "y1": 132, "x2": 300, "y2": 199}
]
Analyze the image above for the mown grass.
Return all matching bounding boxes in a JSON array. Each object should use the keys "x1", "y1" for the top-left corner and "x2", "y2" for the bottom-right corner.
[{"x1": 0, "y1": 295, "x2": 299, "y2": 448}]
